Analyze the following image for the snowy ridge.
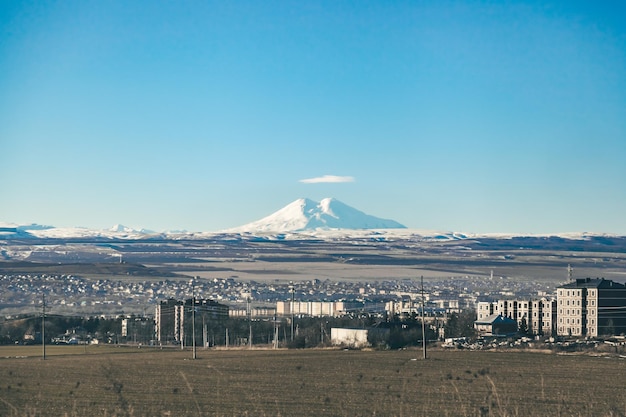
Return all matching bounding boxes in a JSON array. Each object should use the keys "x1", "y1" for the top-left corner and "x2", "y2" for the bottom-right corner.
[
  {"x1": 225, "y1": 198, "x2": 406, "y2": 233},
  {"x1": 0, "y1": 221, "x2": 622, "y2": 242},
  {"x1": 0, "y1": 223, "x2": 158, "y2": 240}
]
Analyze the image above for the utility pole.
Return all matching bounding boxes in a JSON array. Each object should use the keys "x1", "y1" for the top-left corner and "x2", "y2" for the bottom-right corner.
[
  {"x1": 42, "y1": 294, "x2": 46, "y2": 360},
  {"x1": 421, "y1": 276, "x2": 427, "y2": 360},
  {"x1": 192, "y1": 279, "x2": 197, "y2": 359},
  {"x1": 247, "y1": 296, "x2": 252, "y2": 349},
  {"x1": 274, "y1": 313, "x2": 278, "y2": 349},
  {"x1": 289, "y1": 281, "x2": 295, "y2": 342},
  {"x1": 202, "y1": 315, "x2": 207, "y2": 349}
]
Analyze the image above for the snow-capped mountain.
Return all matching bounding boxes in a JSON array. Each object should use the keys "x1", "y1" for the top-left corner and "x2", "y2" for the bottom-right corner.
[{"x1": 227, "y1": 198, "x2": 406, "y2": 233}]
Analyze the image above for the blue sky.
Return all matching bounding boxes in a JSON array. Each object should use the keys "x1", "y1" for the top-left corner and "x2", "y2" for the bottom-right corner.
[{"x1": 1, "y1": 1, "x2": 625, "y2": 233}]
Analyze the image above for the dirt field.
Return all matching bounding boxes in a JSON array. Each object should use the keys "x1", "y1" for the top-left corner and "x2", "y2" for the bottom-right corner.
[{"x1": 1, "y1": 346, "x2": 625, "y2": 416}]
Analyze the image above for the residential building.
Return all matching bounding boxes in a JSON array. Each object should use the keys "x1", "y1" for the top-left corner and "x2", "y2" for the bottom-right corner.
[
  {"x1": 474, "y1": 315, "x2": 518, "y2": 336},
  {"x1": 229, "y1": 306, "x2": 277, "y2": 318},
  {"x1": 155, "y1": 298, "x2": 228, "y2": 344},
  {"x1": 557, "y1": 278, "x2": 626, "y2": 337},
  {"x1": 121, "y1": 317, "x2": 155, "y2": 344},
  {"x1": 531, "y1": 298, "x2": 557, "y2": 336},
  {"x1": 276, "y1": 301, "x2": 361, "y2": 317},
  {"x1": 477, "y1": 298, "x2": 556, "y2": 336}
]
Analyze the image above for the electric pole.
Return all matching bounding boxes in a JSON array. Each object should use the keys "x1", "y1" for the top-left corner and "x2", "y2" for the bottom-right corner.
[
  {"x1": 421, "y1": 276, "x2": 427, "y2": 360},
  {"x1": 247, "y1": 296, "x2": 252, "y2": 349},
  {"x1": 42, "y1": 294, "x2": 46, "y2": 360},
  {"x1": 289, "y1": 281, "x2": 295, "y2": 342},
  {"x1": 192, "y1": 279, "x2": 197, "y2": 359}
]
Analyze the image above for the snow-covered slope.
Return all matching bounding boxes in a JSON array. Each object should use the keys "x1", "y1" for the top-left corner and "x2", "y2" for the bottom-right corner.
[
  {"x1": 0, "y1": 223, "x2": 156, "y2": 240},
  {"x1": 226, "y1": 198, "x2": 406, "y2": 233}
]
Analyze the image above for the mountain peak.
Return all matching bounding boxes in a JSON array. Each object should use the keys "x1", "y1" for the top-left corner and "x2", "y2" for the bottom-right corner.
[{"x1": 228, "y1": 198, "x2": 406, "y2": 233}]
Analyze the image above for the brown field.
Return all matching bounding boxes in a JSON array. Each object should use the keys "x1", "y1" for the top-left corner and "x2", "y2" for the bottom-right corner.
[{"x1": 0, "y1": 346, "x2": 625, "y2": 416}]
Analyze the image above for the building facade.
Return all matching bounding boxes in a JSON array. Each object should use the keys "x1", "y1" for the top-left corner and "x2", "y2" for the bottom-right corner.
[
  {"x1": 557, "y1": 278, "x2": 626, "y2": 337},
  {"x1": 276, "y1": 301, "x2": 361, "y2": 317},
  {"x1": 155, "y1": 298, "x2": 228, "y2": 344},
  {"x1": 477, "y1": 298, "x2": 556, "y2": 336}
]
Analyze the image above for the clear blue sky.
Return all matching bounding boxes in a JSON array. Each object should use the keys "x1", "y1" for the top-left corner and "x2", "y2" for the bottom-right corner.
[{"x1": 1, "y1": 1, "x2": 625, "y2": 234}]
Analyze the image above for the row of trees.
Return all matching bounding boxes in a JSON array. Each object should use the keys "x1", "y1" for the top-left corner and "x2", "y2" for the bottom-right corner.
[
  {"x1": 0, "y1": 314, "x2": 122, "y2": 345},
  {"x1": 0, "y1": 310, "x2": 478, "y2": 349}
]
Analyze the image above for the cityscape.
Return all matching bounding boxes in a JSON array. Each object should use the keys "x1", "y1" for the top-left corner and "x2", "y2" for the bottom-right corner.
[{"x1": 2, "y1": 1, "x2": 625, "y2": 413}]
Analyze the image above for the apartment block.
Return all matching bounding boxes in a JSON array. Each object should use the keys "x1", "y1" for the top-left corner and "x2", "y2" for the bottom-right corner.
[{"x1": 557, "y1": 278, "x2": 626, "y2": 337}]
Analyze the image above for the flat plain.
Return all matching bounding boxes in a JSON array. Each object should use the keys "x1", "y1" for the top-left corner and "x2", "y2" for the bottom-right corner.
[{"x1": 1, "y1": 346, "x2": 625, "y2": 416}]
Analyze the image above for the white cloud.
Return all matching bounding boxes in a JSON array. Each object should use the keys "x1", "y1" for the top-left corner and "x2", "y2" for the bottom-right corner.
[{"x1": 299, "y1": 175, "x2": 355, "y2": 184}]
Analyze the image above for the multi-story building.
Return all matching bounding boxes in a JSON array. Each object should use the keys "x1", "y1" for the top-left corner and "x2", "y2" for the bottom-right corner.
[
  {"x1": 477, "y1": 298, "x2": 556, "y2": 336},
  {"x1": 121, "y1": 317, "x2": 155, "y2": 344},
  {"x1": 229, "y1": 306, "x2": 277, "y2": 318},
  {"x1": 531, "y1": 299, "x2": 557, "y2": 336},
  {"x1": 155, "y1": 298, "x2": 228, "y2": 344},
  {"x1": 557, "y1": 278, "x2": 626, "y2": 337},
  {"x1": 276, "y1": 301, "x2": 361, "y2": 317}
]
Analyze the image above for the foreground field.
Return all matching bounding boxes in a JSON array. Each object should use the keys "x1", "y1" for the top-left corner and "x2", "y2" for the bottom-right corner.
[{"x1": 0, "y1": 346, "x2": 625, "y2": 416}]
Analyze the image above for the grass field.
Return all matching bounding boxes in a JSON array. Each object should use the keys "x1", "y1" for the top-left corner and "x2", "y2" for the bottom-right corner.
[{"x1": 1, "y1": 346, "x2": 625, "y2": 416}]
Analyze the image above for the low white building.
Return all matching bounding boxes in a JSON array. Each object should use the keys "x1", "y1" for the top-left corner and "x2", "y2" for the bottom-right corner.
[{"x1": 331, "y1": 328, "x2": 369, "y2": 348}]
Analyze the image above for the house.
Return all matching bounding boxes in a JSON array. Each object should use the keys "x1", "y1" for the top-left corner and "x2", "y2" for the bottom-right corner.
[{"x1": 474, "y1": 314, "x2": 517, "y2": 337}]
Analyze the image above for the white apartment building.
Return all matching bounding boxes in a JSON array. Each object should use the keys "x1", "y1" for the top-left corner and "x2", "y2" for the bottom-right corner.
[
  {"x1": 276, "y1": 301, "x2": 358, "y2": 317},
  {"x1": 477, "y1": 298, "x2": 556, "y2": 336}
]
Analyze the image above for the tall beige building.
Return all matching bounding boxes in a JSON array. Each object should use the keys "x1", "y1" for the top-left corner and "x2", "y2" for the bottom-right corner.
[{"x1": 557, "y1": 278, "x2": 626, "y2": 337}]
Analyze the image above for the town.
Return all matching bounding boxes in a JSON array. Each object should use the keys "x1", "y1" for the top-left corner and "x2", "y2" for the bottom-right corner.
[{"x1": 2, "y1": 267, "x2": 625, "y2": 349}]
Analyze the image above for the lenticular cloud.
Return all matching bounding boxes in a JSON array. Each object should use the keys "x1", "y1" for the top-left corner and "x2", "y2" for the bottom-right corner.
[{"x1": 299, "y1": 175, "x2": 355, "y2": 184}]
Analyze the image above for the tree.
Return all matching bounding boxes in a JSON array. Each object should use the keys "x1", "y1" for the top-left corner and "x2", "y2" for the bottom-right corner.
[
  {"x1": 444, "y1": 309, "x2": 476, "y2": 339},
  {"x1": 518, "y1": 317, "x2": 528, "y2": 335}
]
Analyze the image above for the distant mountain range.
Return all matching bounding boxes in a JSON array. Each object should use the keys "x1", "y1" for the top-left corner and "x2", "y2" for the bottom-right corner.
[
  {"x1": 0, "y1": 197, "x2": 622, "y2": 242},
  {"x1": 227, "y1": 198, "x2": 406, "y2": 233}
]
